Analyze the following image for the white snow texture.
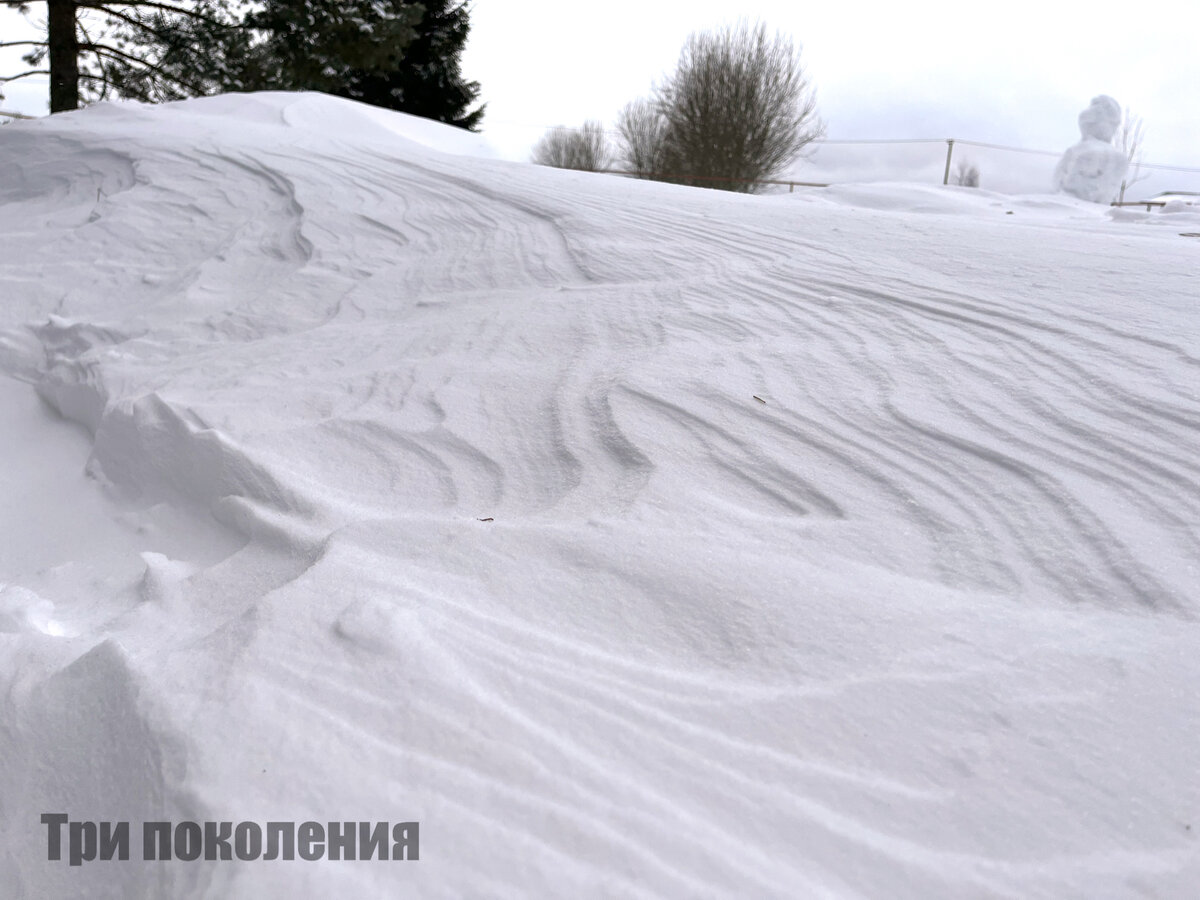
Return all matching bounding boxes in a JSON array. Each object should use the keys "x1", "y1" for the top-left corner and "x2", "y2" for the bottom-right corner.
[{"x1": 1, "y1": 92, "x2": 1198, "y2": 899}]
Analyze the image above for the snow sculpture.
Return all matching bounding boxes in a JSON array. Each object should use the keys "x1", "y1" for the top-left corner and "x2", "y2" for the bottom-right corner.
[{"x1": 1053, "y1": 96, "x2": 1128, "y2": 204}]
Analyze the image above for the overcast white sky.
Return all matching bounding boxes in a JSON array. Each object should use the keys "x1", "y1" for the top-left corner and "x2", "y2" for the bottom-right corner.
[
  {"x1": 458, "y1": 0, "x2": 1199, "y2": 166},
  {"x1": 4, "y1": 1, "x2": 1198, "y2": 182}
]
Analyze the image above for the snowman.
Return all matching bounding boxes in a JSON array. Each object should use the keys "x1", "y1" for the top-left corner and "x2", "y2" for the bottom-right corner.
[{"x1": 1053, "y1": 95, "x2": 1129, "y2": 204}]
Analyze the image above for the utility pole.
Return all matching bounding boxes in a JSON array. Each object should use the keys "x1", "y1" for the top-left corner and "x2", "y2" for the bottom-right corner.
[{"x1": 942, "y1": 139, "x2": 955, "y2": 185}]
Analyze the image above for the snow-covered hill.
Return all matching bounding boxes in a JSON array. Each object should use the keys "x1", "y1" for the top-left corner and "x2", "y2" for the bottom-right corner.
[{"x1": 1, "y1": 92, "x2": 1198, "y2": 899}]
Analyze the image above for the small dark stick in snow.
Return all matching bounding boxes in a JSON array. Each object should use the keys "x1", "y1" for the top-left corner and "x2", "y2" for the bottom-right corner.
[
  {"x1": 753, "y1": 395, "x2": 767, "y2": 404},
  {"x1": 477, "y1": 517, "x2": 494, "y2": 522}
]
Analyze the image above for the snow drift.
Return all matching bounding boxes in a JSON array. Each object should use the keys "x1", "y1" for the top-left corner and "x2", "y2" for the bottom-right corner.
[{"x1": 1, "y1": 92, "x2": 1198, "y2": 899}]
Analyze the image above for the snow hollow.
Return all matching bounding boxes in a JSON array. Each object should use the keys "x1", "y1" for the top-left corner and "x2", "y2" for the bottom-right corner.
[{"x1": 1, "y1": 92, "x2": 1198, "y2": 899}]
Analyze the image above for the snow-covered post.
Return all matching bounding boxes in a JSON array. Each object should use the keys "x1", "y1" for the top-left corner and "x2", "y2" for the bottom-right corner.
[{"x1": 942, "y1": 140, "x2": 955, "y2": 185}]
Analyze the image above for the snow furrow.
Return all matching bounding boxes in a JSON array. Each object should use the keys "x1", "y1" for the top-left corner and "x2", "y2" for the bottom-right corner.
[{"x1": 1, "y1": 93, "x2": 1198, "y2": 899}]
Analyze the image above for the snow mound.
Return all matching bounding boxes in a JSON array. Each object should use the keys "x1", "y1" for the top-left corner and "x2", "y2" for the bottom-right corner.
[
  {"x1": 1, "y1": 92, "x2": 1198, "y2": 899},
  {"x1": 56, "y1": 90, "x2": 501, "y2": 159},
  {"x1": 803, "y1": 182, "x2": 1135, "y2": 224}
]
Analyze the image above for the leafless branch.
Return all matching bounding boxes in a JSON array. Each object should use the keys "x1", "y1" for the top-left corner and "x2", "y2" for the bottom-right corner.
[
  {"x1": 532, "y1": 121, "x2": 611, "y2": 171},
  {"x1": 620, "y1": 21, "x2": 825, "y2": 192},
  {"x1": 80, "y1": 41, "x2": 207, "y2": 94},
  {"x1": 0, "y1": 69, "x2": 50, "y2": 83}
]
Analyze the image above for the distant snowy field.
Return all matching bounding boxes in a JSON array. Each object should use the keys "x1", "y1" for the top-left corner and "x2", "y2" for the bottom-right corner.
[{"x1": 1, "y1": 92, "x2": 1198, "y2": 899}]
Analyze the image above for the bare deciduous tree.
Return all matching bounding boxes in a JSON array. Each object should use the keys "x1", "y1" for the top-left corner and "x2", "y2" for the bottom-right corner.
[
  {"x1": 1113, "y1": 108, "x2": 1149, "y2": 203},
  {"x1": 618, "y1": 21, "x2": 824, "y2": 192},
  {"x1": 616, "y1": 98, "x2": 669, "y2": 178},
  {"x1": 531, "y1": 120, "x2": 611, "y2": 172},
  {"x1": 952, "y1": 160, "x2": 980, "y2": 187}
]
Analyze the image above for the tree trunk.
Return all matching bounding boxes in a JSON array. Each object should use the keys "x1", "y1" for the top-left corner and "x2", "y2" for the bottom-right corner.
[{"x1": 47, "y1": 0, "x2": 79, "y2": 113}]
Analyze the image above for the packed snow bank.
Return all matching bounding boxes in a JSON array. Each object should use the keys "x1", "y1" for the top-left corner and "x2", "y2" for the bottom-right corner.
[
  {"x1": 804, "y1": 181, "x2": 1111, "y2": 219},
  {"x1": 1, "y1": 92, "x2": 1198, "y2": 899},
  {"x1": 163, "y1": 91, "x2": 501, "y2": 159}
]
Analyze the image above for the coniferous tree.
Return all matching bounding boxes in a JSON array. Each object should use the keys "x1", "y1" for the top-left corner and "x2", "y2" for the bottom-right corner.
[
  {"x1": 1, "y1": 1, "x2": 448, "y2": 113},
  {"x1": 1, "y1": 1, "x2": 241, "y2": 110},
  {"x1": 99, "y1": 1, "x2": 425, "y2": 102},
  {"x1": 334, "y1": 0, "x2": 484, "y2": 130},
  {"x1": 236, "y1": 1, "x2": 424, "y2": 97}
]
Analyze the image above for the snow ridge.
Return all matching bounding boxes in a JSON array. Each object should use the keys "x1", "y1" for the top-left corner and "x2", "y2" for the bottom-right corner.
[{"x1": 1, "y1": 93, "x2": 1198, "y2": 899}]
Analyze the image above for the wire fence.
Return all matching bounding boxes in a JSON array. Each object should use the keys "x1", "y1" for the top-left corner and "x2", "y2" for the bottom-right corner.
[{"x1": 797, "y1": 137, "x2": 1200, "y2": 202}]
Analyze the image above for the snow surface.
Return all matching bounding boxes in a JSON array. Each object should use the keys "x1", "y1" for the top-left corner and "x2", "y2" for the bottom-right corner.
[{"x1": 1, "y1": 91, "x2": 1199, "y2": 899}]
